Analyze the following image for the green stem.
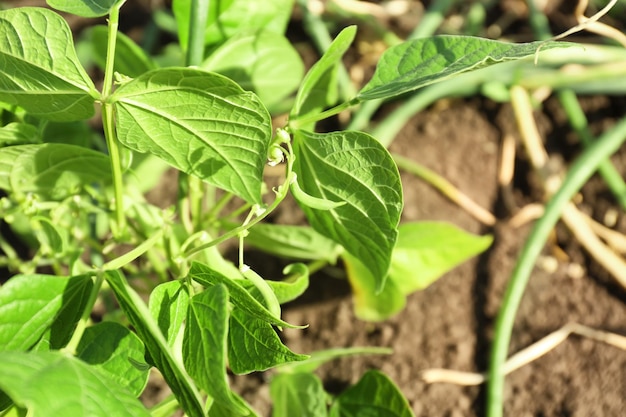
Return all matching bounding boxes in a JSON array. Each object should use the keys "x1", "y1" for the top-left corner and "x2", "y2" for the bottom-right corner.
[
  {"x1": 181, "y1": 0, "x2": 210, "y2": 232},
  {"x1": 101, "y1": 228, "x2": 164, "y2": 271},
  {"x1": 290, "y1": 99, "x2": 358, "y2": 130},
  {"x1": 101, "y1": 4, "x2": 126, "y2": 238},
  {"x1": 486, "y1": 116, "x2": 626, "y2": 417},
  {"x1": 558, "y1": 89, "x2": 626, "y2": 209}
]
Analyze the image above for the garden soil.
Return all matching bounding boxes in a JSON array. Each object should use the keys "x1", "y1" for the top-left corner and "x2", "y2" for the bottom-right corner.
[
  {"x1": 231, "y1": 98, "x2": 626, "y2": 417},
  {"x1": 11, "y1": 1, "x2": 625, "y2": 415}
]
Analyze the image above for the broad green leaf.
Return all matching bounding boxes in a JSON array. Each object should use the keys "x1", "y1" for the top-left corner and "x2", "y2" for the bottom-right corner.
[
  {"x1": 389, "y1": 222, "x2": 493, "y2": 293},
  {"x1": 0, "y1": 122, "x2": 40, "y2": 146},
  {"x1": 291, "y1": 26, "x2": 356, "y2": 122},
  {"x1": 183, "y1": 285, "x2": 249, "y2": 415},
  {"x1": 0, "y1": 274, "x2": 92, "y2": 351},
  {"x1": 202, "y1": 31, "x2": 303, "y2": 112},
  {"x1": 278, "y1": 347, "x2": 392, "y2": 374},
  {"x1": 329, "y1": 370, "x2": 414, "y2": 417},
  {"x1": 148, "y1": 280, "x2": 190, "y2": 348},
  {"x1": 0, "y1": 143, "x2": 111, "y2": 200},
  {"x1": 293, "y1": 130, "x2": 403, "y2": 288},
  {"x1": 172, "y1": 0, "x2": 235, "y2": 50},
  {"x1": 228, "y1": 309, "x2": 308, "y2": 375},
  {"x1": 244, "y1": 223, "x2": 342, "y2": 263},
  {"x1": 105, "y1": 270, "x2": 206, "y2": 417},
  {"x1": 0, "y1": 8, "x2": 97, "y2": 121},
  {"x1": 76, "y1": 321, "x2": 149, "y2": 397},
  {"x1": 270, "y1": 373, "x2": 328, "y2": 417},
  {"x1": 112, "y1": 68, "x2": 271, "y2": 204},
  {"x1": 342, "y1": 252, "x2": 405, "y2": 322},
  {"x1": 358, "y1": 35, "x2": 565, "y2": 101},
  {"x1": 90, "y1": 26, "x2": 157, "y2": 77},
  {"x1": 0, "y1": 351, "x2": 150, "y2": 417},
  {"x1": 189, "y1": 262, "x2": 305, "y2": 329},
  {"x1": 47, "y1": 0, "x2": 122, "y2": 17}
]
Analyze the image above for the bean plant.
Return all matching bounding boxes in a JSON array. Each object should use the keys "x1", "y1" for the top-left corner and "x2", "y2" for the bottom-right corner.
[{"x1": 0, "y1": 0, "x2": 566, "y2": 416}]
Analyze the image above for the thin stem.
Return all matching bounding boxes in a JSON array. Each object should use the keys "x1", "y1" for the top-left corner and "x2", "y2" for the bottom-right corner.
[
  {"x1": 486, "y1": 116, "x2": 626, "y2": 417},
  {"x1": 409, "y1": 0, "x2": 457, "y2": 39},
  {"x1": 101, "y1": 228, "x2": 164, "y2": 271},
  {"x1": 289, "y1": 99, "x2": 358, "y2": 130},
  {"x1": 101, "y1": 4, "x2": 126, "y2": 238},
  {"x1": 558, "y1": 89, "x2": 626, "y2": 209},
  {"x1": 186, "y1": 0, "x2": 209, "y2": 66}
]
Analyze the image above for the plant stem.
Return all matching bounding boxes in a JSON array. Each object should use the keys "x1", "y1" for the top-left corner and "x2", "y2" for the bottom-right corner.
[
  {"x1": 486, "y1": 116, "x2": 626, "y2": 417},
  {"x1": 101, "y1": 3, "x2": 126, "y2": 238},
  {"x1": 409, "y1": 0, "x2": 457, "y2": 39},
  {"x1": 101, "y1": 228, "x2": 164, "y2": 271},
  {"x1": 289, "y1": 99, "x2": 359, "y2": 129},
  {"x1": 558, "y1": 89, "x2": 626, "y2": 209}
]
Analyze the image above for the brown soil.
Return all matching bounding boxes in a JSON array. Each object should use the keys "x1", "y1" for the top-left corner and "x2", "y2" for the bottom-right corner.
[{"x1": 235, "y1": 98, "x2": 626, "y2": 417}]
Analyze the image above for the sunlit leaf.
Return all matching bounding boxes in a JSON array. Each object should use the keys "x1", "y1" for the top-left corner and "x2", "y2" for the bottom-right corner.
[
  {"x1": 0, "y1": 274, "x2": 92, "y2": 351},
  {"x1": 0, "y1": 144, "x2": 111, "y2": 200},
  {"x1": 389, "y1": 222, "x2": 493, "y2": 293},
  {"x1": 148, "y1": 280, "x2": 190, "y2": 348},
  {"x1": 0, "y1": 8, "x2": 97, "y2": 120},
  {"x1": 359, "y1": 35, "x2": 567, "y2": 101},
  {"x1": 293, "y1": 129, "x2": 402, "y2": 288},
  {"x1": 0, "y1": 351, "x2": 150, "y2": 417},
  {"x1": 112, "y1": 68, "x2": 271, "y2": 204}
]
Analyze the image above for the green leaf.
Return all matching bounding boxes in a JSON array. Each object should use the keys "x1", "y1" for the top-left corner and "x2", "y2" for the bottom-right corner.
[
  {"x1": 237, "y1": 263, "x2": 310, "y2": 305},
  {"x1": 183, "y1": 285, "x2": 249, "y2": 415},
  {"x1": 0, "y1": 274, "x2": 92, "y2": 351},
  {"x1": 76, "y1": 321, "x2": 150, "y2": 397},
  {"x1": 389, "y1": 222, "x2": 493, "y2": 293},
  {"x1": 0, "y1": 351, "x2": 150, "y2": 417},
  {"x1": 0, "y1": 143, "x2": 111, "y2": 199},
  {"x1": 0, "y1": 122, "x2": 40, "y2": 146},
  {"x1": 105, "y1": 270, "x2": 206, "y2": 417},
  {"x1": 90, "y1": 25, "x2": 157, "y2": 77},
  {"x1": 189, "y1": 262, "x2": 305, "y2": 329},
  {"x1": 148, "y1": 280, "x2": 190, "y2": 348},
  {"x1": 202, "y1": 31, "x2": 304, "y2": 112},
  {"x1": 342, "y1": 252, "x2": 405, "y2": 322},
  {"x1": 293, "y1": 130, "x2": 403, "y2": 288},
  {"x1": 329, "y1": 370, "x2": 414, "y2": 417},
  {"x1": 244, "y1": 224, "x2": 342, "y2": 263},
  {"x1": 228, "y1": 309, "x2": 308, "y2": 375},
  {"x1": 270, "y1": 373, "x2": 328, "y2": 417},
  {"x1": 358, "y1": 35, "x2": 566, "y2": 101},
  {"x1": 47, "y1": 0, "x2": 122, "y2": 17},
  {"x1": 291, "y1": 26, "x2": 356, "y2": 122},
  {"x1": 0, "y1": 8, "x2": 97, "y2": 121},
  {"x1": 112, "y1": 67, "x2": 271, "y2": 204}
]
